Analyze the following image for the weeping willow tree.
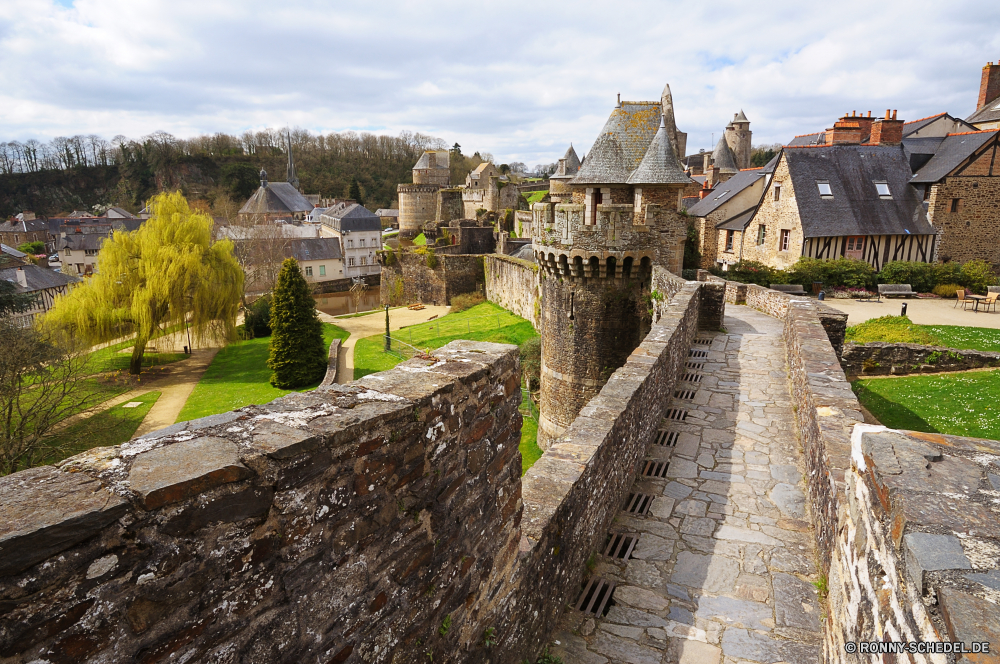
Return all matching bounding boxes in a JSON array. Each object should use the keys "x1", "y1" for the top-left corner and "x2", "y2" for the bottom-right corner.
[{"x1": 44, "y1": 191, "x2": 244, "y2": 374}]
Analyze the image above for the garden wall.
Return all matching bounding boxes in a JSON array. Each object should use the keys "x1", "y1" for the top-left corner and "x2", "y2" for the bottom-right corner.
[
  {"x1": 483, "y1": 254, "x2": 539, "y2": 329},
  {"x1": 380, "y1": 252, "x2": 485, "y2": 307},
  {"x1": 841, "y1": 341, "x2": 1000, "y2": 376}
]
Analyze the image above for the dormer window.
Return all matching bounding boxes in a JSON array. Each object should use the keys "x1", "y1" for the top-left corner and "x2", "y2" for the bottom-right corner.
[
  {"x1": 817, "y1": 181, "x2": 833, "y2": 198},
  {"x1": 874, "y1": 182, "x2": 891, "y2": 199}
]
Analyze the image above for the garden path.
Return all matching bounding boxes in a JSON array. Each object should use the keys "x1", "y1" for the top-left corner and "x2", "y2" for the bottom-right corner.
[
  {"x1": 317, "y1": 305, "x2": 450, "y2": 383},
  {"x1": 550, "y1": 306, "x2": 824, "y2": 664}
]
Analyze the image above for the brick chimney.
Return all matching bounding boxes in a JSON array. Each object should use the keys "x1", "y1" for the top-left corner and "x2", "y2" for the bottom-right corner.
[
  {"x1": 852, "y1": 111, "x2": 875, "y2": 141},
  {"x1": 699, "y1": 180, "x2": 713, "y2": 199},
  {"x1": 870, "y1": 110, "x2": 904, "y2": 146},
  {"x1": 15, "y1": 266, "x2": 27, "y2": 288},
  {"x1": 825, "y1": 114, "x2": 863, "y2": 145},
  {"x1": 978, "y1": 61, "x2": 1000, "y2": 110}
]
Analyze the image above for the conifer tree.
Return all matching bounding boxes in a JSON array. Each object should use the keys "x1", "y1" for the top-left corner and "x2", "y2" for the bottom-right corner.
[
  {"x1": 267, "y1": 258, "x2": 326, "y2": 388},
  {"x1": 346, "y1": 176, "x2": 363, "y2": 205}
]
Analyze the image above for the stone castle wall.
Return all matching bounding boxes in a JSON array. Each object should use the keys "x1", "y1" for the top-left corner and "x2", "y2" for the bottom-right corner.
[
  {"x1": 380, "y1": 252, "x2": 484, "y2": 307},
  {"x1": 928, "y1": 175, "x2": 1000, "y2": 264},
  {"x1": 841, "y1": 341, "x2": 1000, "y2": 376},
  {"x1": 436, "y1": 188, "x2": 464, "y2": 223},
  {"x1": 0, "y1": 342, "x2": 524, "y2": 664},
  {"x1": 483, "y1": 254, "x2": 539, "y2": 328},
  {"x1": 397, "y1": 184, "x2": 443, "y2": 239}
]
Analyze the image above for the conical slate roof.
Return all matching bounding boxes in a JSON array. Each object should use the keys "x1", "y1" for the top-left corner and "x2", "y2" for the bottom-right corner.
[
  {"x1": 712, "y1": 137, "x2": 739, "y2": 174},
  {"x1": 563, "y1": 145, "x2": 581, "y2": 174},
  {"x1": 734, "y1": 109, "x2": 749, "y2": 123},
  {"x1": 573, "y1": 102, "x2": 662, "y2": 184},
  {"x1": 628, "y1": 117, "x2": 692, "y2": 185}
]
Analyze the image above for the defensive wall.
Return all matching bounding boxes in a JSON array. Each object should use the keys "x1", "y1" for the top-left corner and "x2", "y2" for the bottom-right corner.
[
  {"x1": 841, "y1": 341, "x2": 1000, "y2": 377},
  {"x1": 483, "y1": 254, "x2": 539, "y2": 328},
  {"x1": 379, "y1": 251, "x2": 485, "y2": 307}
]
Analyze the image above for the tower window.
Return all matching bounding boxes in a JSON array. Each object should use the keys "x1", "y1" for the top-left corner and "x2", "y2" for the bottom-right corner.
[
  {"x1": 773, "y1": 184, "x2": 781, "y2": 202},
  {"x1": 951, "y1": 198, "x2": 962, "y2": 213},
  {"x1": 780, "y1": 229, "x2": 790, "y2": 251}
]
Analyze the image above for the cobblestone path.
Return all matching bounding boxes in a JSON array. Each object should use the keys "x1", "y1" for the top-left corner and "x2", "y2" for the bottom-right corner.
[{"x1": 550, "y1": 305, "x2": 824, "y2": 664}]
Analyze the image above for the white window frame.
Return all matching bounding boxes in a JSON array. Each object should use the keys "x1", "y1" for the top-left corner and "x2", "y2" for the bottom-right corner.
[
  {"x1": 305, "y1": 266, "x2": 313, "y2": 277},
  {"x1": 817, "y1": 181, "x2": 833, "y2": 198},
  {"x1": 874, "y1": 182, "x2": 891, "y2": 199},
  {"x1": 757, "y1": 225, "x2": 766, "y2": 246},
  {"x1": 348, "y1": 257, "x2": 355, "y2": 267},
  {"x1": 319, "y1": 265, "x2": 326, "y2": 276},
  {"x1": 779, "y1": 229, "x2": 791, "y2": 252}
]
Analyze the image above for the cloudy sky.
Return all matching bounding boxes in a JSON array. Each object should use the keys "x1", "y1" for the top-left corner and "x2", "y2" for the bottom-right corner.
[{"x1": 1, "y1": 0, "x2": 998, "y2": 165}]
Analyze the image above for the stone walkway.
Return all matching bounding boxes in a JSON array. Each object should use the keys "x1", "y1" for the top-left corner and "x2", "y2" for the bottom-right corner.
[{"x1": 551, "y1": 305, "x2": 824, "y2": 664}]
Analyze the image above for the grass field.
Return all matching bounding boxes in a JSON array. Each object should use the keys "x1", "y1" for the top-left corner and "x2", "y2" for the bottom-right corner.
[
  {"x1": 846, "y1": 316, "x2": 1000, "y2": 352},
  {"x1": 519, "y1": 391, "x2": 542, "y2": 475},
  {"x1": 853, "y1": 371, "x2": 1000, "y2": 439},
  {"x1": 524, "y1": 190, "x2": 548, "y2": 205},
  {"x1": 86, "y1": 324, "x2": 188, "y2": 374},
  {"x1": 353, "y1": 302, "x2": 538, "y2": 379},
  {"x1": 175, "y1": 323, "x2": 349, "y2": 422},
  {"x1": 412, "y1": 233, "x2": 427, "y2": 246},
  {"x1": 45, "y1": 390, "x2": 161, "y2": 465}
]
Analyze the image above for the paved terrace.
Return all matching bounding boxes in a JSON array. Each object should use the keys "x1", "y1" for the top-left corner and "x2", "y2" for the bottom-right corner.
[{"x1": 552, "y1": 305, "x2": 824, "y2": 664}]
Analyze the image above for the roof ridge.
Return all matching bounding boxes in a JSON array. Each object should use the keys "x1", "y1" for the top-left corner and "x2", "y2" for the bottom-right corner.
[
  {"x1": 946, "y1": 130, "x2": 998, "y2": 136},
  {"x1": 740, "y1": 166, "x2": 764, "y2": 171},
  {"x1": 792, "y1": 131, "x2": 821, "y2": 138},
  {"x1": 904, "y1": 112, "x2": 947, "y2": 125}
]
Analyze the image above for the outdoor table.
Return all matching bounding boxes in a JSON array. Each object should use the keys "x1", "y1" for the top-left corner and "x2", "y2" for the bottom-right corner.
[{"x1": 968, "y1": 294, "x2": 987, "y2": 312}]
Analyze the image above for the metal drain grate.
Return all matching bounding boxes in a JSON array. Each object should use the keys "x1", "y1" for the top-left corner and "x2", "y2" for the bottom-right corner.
[
  {"x1": 576, "y1": 576, "x2": 616, "y2": 616},
  {"x1": 642, "y1": 459, "x2": 670, "y2": 478},
  {"x1": 625, "y1": 492, "x2": 653, "y2": 514},
  {"x1": 682, "y1": 373, "x2": 703, "y2": 383},
  {"x1": 686, "y1": 362, "x2": 704, "y2": 370},
  {"x1": 654, "y1": 430, "x2": 678, "y2": 446},
  {"x1": 693, "y1": 338, "x2": 712, "y2": 346},
  {"x1": 665, "y1": 408, "x2": 688, "y2": 421},
  {"x1": 604, "y1": 533, "x2": 638, "y2": 560},
  {"x1": 689, "y1": 349, "x2": 708, "y2": 358},
  {"x1": 674, "y1": 389, "x2": 696, "y2": 400}
]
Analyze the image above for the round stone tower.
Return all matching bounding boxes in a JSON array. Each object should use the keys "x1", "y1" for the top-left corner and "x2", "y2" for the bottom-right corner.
[
  {"x1": 725, "y1": 110, "x2": 752, "y2": 170},
  {"x1": 397, "y1": 150, "x2": 451, "y2": 240}
]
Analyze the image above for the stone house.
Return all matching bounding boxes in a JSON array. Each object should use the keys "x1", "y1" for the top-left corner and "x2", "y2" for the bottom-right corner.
[
  {"x1": 0, "y1": 218, "x2": 51, "y2": 252},
  {"x1": 966, "y1": 61, "x2": 1000, "y2": 131},
  {"x1": 374, "y1": 209, "x2": 398, "y2": 228},
  {"x1": 319, "y1": 203, "x2": 382, "y2": 280},
  {"x1": 910, "y1": 129, "x2": 1000, "y2": 263},
  {"x1": 287, "y1": 238, "x2": 345, "y2": 286},
  {"x1": 738, "y1": 138, "x2": 936, "y2": 271},
  {"x1": 0, "y1": 252, "x2": 78, "y2": 327},
  {"x1": 688, "y1": 167, "x2": 772, "y2": 269},
  {"x1": 238, "y1": 169, "x2": 315, "y2": 222}
]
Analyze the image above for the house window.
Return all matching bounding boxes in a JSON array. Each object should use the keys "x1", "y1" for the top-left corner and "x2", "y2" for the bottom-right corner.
[
  {"x1": 319, "y1": 265, "x2": 326, "y2": 276},
  {"x1": 845, "y1": 236, "x2": 865, "y2": 258},
  {"x1": 634, "y1": 188, "x2": 642, "y2": 211},
  {"x1": 725, "y1": 230, "x2": 735, "y2": 252},
  {"x1": 757, "y1": 225, "x2": 766, "y2": 246},
  {"x1": 874, "y1": 182, "x2": 891, "y2": 198},
  {"x1": 951, "y1": 198, "x2": 962, "y2": 212},
  {"x1": 348, "y1": 257, "x2": 356, "y2": 266},
  {"x1": 65, "y1": 249, "x2": 72, "y2": 256},
  {"x1": 817, "y1": 181, "x2": 833, "y2": 198},
  {"x1": 779, "y1": 229, "x2": 790, "y2": 251},
  {"x1": 359, "y1": 239, "x2": 365, "y2": 247},
  {"x1": 923, "y1": 186, "x2": 931, "y2": 201},
  {"x1": 348, "y1": 239, "x2": 354, "y2": 248},
  {"x1": 305, "y1": 266, "x2": 313, "y2": 277},
  {"x1": 85, "y1": 249, "x2": 98, "y2": 256},
  {"x1": 360, "y1": 257, "x2": 367, "y2": 266},
  {"x1": 773, "y1": 184, "x2": 781, "y2": 202}
]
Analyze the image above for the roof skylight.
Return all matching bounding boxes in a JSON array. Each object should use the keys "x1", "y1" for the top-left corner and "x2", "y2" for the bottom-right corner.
[
  {"x1": 875, "y1": 182, "x2": 891, "y2": 198},
  {"x1": 817, "y1": 182, "x2": 833, "y2": 197}
]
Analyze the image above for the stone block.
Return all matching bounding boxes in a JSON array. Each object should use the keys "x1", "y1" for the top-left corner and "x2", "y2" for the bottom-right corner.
[
  {"x1": 250, "y1": 420, "x2": 322, "y2": 459},
  {"x1": 903, "y1": 532, "x2": 971, "y2": 594},
  {"x1": 939, "y1": 588, "x2": 1000, "y2": 664},
  {"x1": 128, "y1": 437, "x2": 252, "y2": 510},
  {"x1": 773, "y1": 572, "x2": 821, "y2": 632},
  {"x1": 0, "y1": 466, "x2": 128, "y2": 576}
]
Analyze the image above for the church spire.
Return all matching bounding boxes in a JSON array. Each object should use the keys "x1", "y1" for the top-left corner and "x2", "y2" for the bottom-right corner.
[{"x1": 285, "y1": 131, "x2": 300, "y2": 191}]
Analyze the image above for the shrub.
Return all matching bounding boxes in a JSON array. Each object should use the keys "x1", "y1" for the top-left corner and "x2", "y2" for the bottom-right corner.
[
  {"x1": 267, "y1": 258, "x2": 327, "y2": 389},
  {"x1": 382, "y1": 248, "x2": 396, "y2": 266},
  {"x1": 878, "y1": 261, "x2": 937, "y2": 293},
  {"x1": 683, "y1": 222, "x2": 701, "y2": 270},
  {"x1": 845, "y1": 315, "x2": 935, "y2": 345},
  {"x1": 960, "y1": 259, "x2": 997, "y2": 294},
  {"x1": 519, "y1": 337, "x2": 540, "y2": 390},
  {"x1": 681, "y1": 268, "x2": 698, "y2": 280},
  {"x1": 933, "y1": 283, "x2": 964, "y2": 298},
  {"x1": 17, "y1": 241, "x2": 45, "y2": 255},
  {"x1": 450, "y1": 292, "x2": 484, "y2": 312},
  {"x1": 789, "y1": 257, "x2": 875, "y2": 289},
  {"x1": 243, "y1": 295, "x2": 272, "y2": 338},
  {"x1": 934, "y1": 262, "x2": 963, "y2": 288},
  {"x1": 711, "y1": 260, "x2": 787, "y2": 287}
]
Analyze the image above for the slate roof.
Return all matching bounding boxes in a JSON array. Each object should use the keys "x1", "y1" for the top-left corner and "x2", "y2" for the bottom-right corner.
[
  {"x1": 319, "y1": 203, "x2": 382, "y2": 233},
  {"x1": 910, "y1": 131, "x2": 999, "y2": 183},
  {"x1": 902, "y1": 113, "x2": 947, "y2": 137},
  {"x1": 787, "y1": 132, "x2": 825, "y2": 147},
  {"x1": 716, "y1": 208, "x2": 757, "y2": 231},
  {"x1": 966, "y1": 97, "x2": 1000, "y2": 125},
  {"x1": 563, "y1": 145, "x2": 581, "y2": 174},
  {"x1": 413, "y1": 151, "x2": 450, "y2": 170},
  {"x1": 375, "y1": 209, "x2": 399, "y2": 217},
  {"x1": 681, "y1": 196, "x2": 701, "y2": 211},
  {"x1": 712, "y1": 137, "x2": 738, "y2": 174},
  {"x1": 1, "y1": 244, "x2": 27, "y2": 259},
  {"x1": 627, "y1": 118, "x2": 692, "y2": 185},
  {"x1": 573, "y1": 102, "x2": 666, "y2": 184},
  {"x1": 782, "y1": 145, "x2": 934, "y2": 238},
  {"x1": 59, "y1": 233, "x2": 107, "y2": 251},
  {"x1": 734, "y1": 110, "x2": 749, "y2": 123},
  {"x1": 0, "y1": 263, "x2": 77, "y2": 293},
  {"x1": 0, "y1": 218, "x2": 49, "y2": 234},
  {"x1": 511, "y1": 243, "x2": 535, "y2": 262},
  {"x1": 687, "y1": 169, "x2": 767, "y2": 217},
  {"x1": 239, "y1": 182, "x2": 314, "y2": 215},
  {"x1": 287, "y1": 238, "x2": 342, "y2": 262},
  {"x1": 902, "y1": 136, "x2": 946, "y2": 173},
  {"x1": 104, "y1": 206, "x2": 137, "y2": 219}
]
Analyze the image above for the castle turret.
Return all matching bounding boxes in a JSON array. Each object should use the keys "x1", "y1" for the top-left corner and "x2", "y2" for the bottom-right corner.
[
  {"x1": 724, "y1": 110, "x2": 752, "y2": 170},
  {"x1": 397, "y1": 150, "x2": 451, "y2": 240},
  {"x1": 533, "y1": 92, "x2": 692, "y2": 449}
]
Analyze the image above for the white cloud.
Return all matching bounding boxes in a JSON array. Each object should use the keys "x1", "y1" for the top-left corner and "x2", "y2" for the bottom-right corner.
[{"x1": 1, "y1": 0, "x2": 999, "y2": 165}]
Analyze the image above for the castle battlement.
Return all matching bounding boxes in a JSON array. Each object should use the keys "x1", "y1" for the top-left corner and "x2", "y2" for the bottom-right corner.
[{"x1": 532, "y1": 201, "x2": 669, "y2": 261}]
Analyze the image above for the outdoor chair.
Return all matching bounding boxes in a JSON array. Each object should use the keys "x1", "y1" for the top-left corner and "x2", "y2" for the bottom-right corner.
[
  {"x1": 985, "y1": 292, "x2": 999, "y2": 313},
  {"x1": 955, "y1": 289, "x2": 970, "y2": 309}
]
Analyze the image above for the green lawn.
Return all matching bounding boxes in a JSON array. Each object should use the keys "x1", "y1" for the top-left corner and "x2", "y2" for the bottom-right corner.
[
  {"x1": 86, "y1": 323, "x2": 188, "y2": 374},
  {"x1": 175, "y1": 323, "x2": 349, "y2": 422},
  {"x1": 524, "y1": 190, "x2": 548, "y2": 205},
  {"x1": 846, "y1": 316, "x2": 1000, "y2": 352},
  {"x1": 519, "y1": 391, "x2": 542, "y2": 475},
  {"x1": 853, "y1": 371, "x2": 1000, "y2": 439},
  {"x1": 45, "y1": 390, "x2": 161, "y2": 465},
  {"x1": 353, "y1": 302, "x2": 538, "y2": 380},
  {"x1": 413, "y1": 233, "x2": 427, "y2": 246}
]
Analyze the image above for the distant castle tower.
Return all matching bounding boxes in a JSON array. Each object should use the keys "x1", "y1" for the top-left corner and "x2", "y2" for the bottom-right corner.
[
  {"x1": 724, "y1": 110, "x2": 752, "y2": 170},
  {"x1": 533, "y1": 89, "x2": 691, "y2": 449},
  {"x1": 396, "y1": 150, "x2": 451, "y2": 240},
  {"x1": 285, "y1": 132, "x2": 300, "y2": 191}
]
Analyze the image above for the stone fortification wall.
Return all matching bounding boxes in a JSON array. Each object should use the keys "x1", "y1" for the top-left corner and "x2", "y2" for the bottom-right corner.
[
  {"x1": 483, "y1": 254, "x2": 539, "y2": 328},
  {"x1": 0, "y1": 341, "x2": 523, "y2": 664},
  {"x1": 842, "y1": 341, "x2": 1000, "y2": 376},
  {"x1": 380, "y1": 252, "x2": 484, "y2": 307},
  {"x1": 436, "y1": 188, "x2": 464, "y2": 223},
  {"x1": 514, "y1": 210, "x2": 532, "y2": 238},
  {"x1": 825, "y1": 427, "x2": 1000, "y2": 662}
]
